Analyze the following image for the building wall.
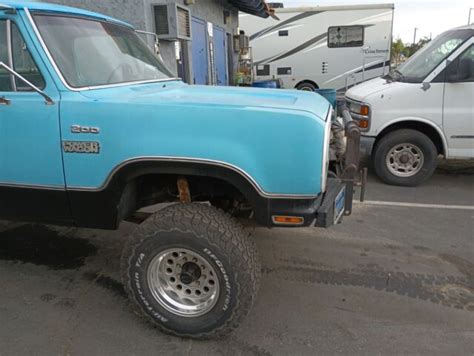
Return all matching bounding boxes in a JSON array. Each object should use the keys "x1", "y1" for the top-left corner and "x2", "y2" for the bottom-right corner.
[{"x1": 46, "y1": 0, "x2": 240, "y2": 84}]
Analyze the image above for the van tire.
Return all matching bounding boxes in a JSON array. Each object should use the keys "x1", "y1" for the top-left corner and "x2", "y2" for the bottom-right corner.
[
  {"x1": 373, "y1": 129, "x2": 438, "y2": 186},
  {"x1": 121, "y1": 203, "x2": 260, "y2": 339},
  {"x1": 296, "y1": 82, "x2": 317, "y2": 91}
]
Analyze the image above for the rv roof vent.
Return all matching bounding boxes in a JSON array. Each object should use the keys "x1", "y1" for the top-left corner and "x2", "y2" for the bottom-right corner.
[
  {"x1": 154, "y1": 4, "x2": 191, "y2": 41},
  {"x1": 267, "y1": 3, "x2": 284, "y2": 8}
]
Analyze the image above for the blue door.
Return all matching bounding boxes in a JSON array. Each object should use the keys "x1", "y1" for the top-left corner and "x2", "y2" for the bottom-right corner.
[
  {"x1": 191, "y1": 17, "x2": 209, "y2": 85},
  {"x1": 213, "y1": 26, "x2": 228, "y2": 86},
  {"x1": 0, "y1": 17, "x2": 70, "y2": 222}
]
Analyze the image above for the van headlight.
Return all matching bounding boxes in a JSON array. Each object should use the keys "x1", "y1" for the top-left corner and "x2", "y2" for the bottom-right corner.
[
  {"x1": 321, "y1": 108, "x2": 333, "y2": 192},
  {"x1": 346, "y1": 98, "x2": 370, "y2": 130}
]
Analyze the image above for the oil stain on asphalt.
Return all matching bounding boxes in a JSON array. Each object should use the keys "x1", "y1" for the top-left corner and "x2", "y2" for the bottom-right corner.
[{"x1": 0, "y1": 224, "x2": 97, "y2": 270}]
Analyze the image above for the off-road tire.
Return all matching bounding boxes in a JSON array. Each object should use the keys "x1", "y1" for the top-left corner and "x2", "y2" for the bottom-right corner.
[
  {"x1": 121, "y1": 203, "x2": 261, "y2": 339},
  {"x1": 373, "y1": 129, "x2": 438, "y2": 186}
]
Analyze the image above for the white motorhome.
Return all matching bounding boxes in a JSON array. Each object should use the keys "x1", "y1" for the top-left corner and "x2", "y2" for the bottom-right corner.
[
  {"x1": 239, "y1": 3, "x2": 394, "y2": 92},
  {"x1": 346, "y1": 24, "x2": 474, "y2": 186}
]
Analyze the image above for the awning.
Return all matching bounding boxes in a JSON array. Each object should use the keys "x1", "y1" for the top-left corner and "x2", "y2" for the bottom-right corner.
[{"x1": 228, "y1": 0, "x2": 271, "y2": 18}]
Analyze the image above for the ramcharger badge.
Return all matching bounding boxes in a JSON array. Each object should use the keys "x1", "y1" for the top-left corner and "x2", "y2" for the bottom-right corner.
[{"x1": 63, "y1": 141, "x2": 100, "y2": 154}]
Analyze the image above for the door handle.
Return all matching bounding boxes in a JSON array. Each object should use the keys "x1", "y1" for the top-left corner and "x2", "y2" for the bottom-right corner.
[{"x1": 0, "y1": 96, "x2": 11, "y2": 105}]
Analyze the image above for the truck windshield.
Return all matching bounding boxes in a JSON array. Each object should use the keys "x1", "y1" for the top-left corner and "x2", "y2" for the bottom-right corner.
[
  {"x1": 395, "y1": 29, "x2": 472, "y2": 83},
  {"x1": 33, "y1": 14, "x2": 174, "y2": 88}
]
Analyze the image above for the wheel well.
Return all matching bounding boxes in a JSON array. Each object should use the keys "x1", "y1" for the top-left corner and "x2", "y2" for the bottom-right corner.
[
  {"x1": 374, "y1": 121, "x2": 445, "y2": 156},
  {"x1": 295, "y1": 80, "x2": 319, "y2": 90}
]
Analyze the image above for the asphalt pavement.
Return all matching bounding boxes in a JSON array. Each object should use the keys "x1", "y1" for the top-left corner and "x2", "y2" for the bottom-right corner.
[{"x1": 0, "y1": 161, "x2": 473, "y2": 355}]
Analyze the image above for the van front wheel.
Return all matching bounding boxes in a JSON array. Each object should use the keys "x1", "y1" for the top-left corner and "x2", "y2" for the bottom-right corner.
[{"x1": 373, "y1": 129, "x2": 438, "y2": 186}]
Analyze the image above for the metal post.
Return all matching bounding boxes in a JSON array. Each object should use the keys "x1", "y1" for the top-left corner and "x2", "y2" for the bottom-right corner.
[
  {"x1": 469, "y1": 8, "x2": 474, "y2": 25},
  {"x1": 413, "y1": 27, "x2": 418, "y2": 46}
]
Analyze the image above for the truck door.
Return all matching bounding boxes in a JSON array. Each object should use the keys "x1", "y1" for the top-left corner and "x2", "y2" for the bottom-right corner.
[
  {"x1": 0, "y1": 17, "x2": 70, "y2": 223},
  {"x1": 441, "y1": 43, "x2": 474, "y2": 158}
]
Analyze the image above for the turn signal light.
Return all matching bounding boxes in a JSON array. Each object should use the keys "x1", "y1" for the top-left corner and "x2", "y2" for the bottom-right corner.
[
  {"x1": 360, "y1": 105, "x2": 370, "y2": 116},
  {"x1": 272, "y1": 216, "x2": 304, "y2": 225},
  {"x1": 358, "y1": 119, "x2": 369, "y2": 129}
]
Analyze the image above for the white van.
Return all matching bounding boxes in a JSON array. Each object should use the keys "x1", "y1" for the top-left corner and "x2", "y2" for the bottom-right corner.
[{"x1": 345, "y1": 24, "x2": 473, "y2": 186}]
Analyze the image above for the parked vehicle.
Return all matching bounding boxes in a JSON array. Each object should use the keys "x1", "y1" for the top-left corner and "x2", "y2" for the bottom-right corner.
[
  {"x1": 346, "y1": 24, "x2": 474, "y2": 186},
  {"x1": 0, "y1": 2, "x2": 361, "y2": 338},
  {"x1": 239, "y1": 3, "x2": 394, "y2": 92}
]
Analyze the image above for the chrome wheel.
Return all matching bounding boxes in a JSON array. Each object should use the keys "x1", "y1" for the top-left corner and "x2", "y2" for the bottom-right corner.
[
  {"x1": 147, "y1": 248, "x2": 220, "y2": 318},
  {"x1": 386, "y1": 143, "x2": 424, "y2": 178}
]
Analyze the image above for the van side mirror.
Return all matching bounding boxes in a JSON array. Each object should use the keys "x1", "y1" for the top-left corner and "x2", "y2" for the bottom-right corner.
[{"x1": 421, "y1": 82, "x2": 431, "y2": 91}]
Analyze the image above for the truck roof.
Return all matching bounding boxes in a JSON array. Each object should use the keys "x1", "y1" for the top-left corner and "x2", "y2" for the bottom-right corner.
[{"x1": 0, "y1": 1, "x2": 132, "y2": 28}]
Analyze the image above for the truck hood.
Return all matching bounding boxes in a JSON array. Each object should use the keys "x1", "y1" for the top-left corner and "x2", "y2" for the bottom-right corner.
[
  {"x1": 345, "y1": 77, "x2": 395, "y2": 102},
  {"x1": 79, "y1": 81, "x2": 330, "y2": 122}
]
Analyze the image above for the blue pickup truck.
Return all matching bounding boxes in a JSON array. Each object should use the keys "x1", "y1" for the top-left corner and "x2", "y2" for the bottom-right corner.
[{"x1": 0, "y1": 1, "x2": 361, "y2": 338}]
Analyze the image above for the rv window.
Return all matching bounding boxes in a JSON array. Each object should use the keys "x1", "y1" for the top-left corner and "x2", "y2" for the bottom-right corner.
[
  {"x1": 327, "y1": 26, "x2": 364, "y2": 48},
  {"x1": 256, "y1": 64, "x2": 270, "y2": 76},
  {"x1": 279, "y1": 30, "x2": 289, "y2": 37}
]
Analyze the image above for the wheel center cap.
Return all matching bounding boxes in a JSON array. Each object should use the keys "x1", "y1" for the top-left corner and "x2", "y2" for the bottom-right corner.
[
  {"x1": 180, "y1": 262, "x2": 201, "y2": 285},
  {"x1": 400, "y1": 153, "x2": 410, "y2": 164}
]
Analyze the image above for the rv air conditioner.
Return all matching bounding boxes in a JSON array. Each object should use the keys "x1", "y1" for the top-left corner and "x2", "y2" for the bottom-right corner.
[{"x1": 153, "y1": 4, "x2": 191, "y2": 41}]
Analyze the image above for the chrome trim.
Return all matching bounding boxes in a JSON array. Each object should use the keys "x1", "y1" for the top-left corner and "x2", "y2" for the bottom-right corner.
[
  {"x1": 0, "y1": 182, "x2": 65, "y2": 191},
  {"x1": 0, "y1": 4, "x2": 16, "y2": 13},
  {"x1": 0, "y1": 61, "x2": 54, "y2": 104},
  {"x1": 320, "y1": 107, "x2": 332, "y2": 192},
  {"x1": 67, "y1": 156, "x2": 321, "y2": 200},
  {"x1": 5, "y1": 20, "x2": 16, "y2": 91},
  {"x1": 25, "y1": 9, "x2": 180, "y2": 92}
]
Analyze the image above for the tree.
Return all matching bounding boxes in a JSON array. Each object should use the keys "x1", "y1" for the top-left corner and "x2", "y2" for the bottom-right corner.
[{"x1": 391, "y1": 38, "x2": 406, "y2": 65}]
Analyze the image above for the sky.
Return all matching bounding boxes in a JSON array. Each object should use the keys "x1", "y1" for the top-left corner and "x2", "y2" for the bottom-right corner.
[{"x1": 280, "y1": 0, "x2": 473, "y2": 43}]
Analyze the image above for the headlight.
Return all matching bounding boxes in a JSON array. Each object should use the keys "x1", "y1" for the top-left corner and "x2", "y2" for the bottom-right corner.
[
  {"x1": 347, "y1": 98, "x2": 370, "y2": 130},
  {"x1": 321, "y1": 108, "x2": 332, "y2": 192}
]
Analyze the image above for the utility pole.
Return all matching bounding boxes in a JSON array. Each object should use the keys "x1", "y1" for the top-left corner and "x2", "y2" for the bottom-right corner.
[
  {"x1": 413, "y1": 27, "x2": 418, "y2": 46},
  {"x1": 469, "y1": 8, "x2": 474, "y2": 25}
]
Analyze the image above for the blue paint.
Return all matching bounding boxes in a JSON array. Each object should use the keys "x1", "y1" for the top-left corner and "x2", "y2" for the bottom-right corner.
[
  {"x1": 213, "y1": 25, "x2": 227, "y2": 86},
  {"x1": 191, "y1": 17, "x2": 209, "y2": 85},
  {"x1": 0, "y1": 5, "x2": 330, "y2": 197}
]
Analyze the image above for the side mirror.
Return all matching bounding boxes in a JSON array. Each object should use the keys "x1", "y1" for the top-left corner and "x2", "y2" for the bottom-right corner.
[
  {"x1": 421, "y1": 82, "x2": 431, "y2": 91},
  {"x1": 0, "y1": 62, "x2": 54, "y2": 105}
]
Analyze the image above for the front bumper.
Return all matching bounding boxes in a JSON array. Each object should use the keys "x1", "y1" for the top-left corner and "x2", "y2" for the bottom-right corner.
[{"x1": 314, "y1": 106, "x2": 362, "y2": 227}]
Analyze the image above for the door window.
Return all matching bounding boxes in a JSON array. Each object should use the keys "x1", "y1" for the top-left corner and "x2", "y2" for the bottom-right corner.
[
  {"x1": 439, "y1": 45, "x2": 474, "y2": 83},
  {"x1": 0, "y1": 20, "x2": 12, "y2": 91},
  {"x1": 0, "y1": 20, "x2": 45, "y2": 92}
]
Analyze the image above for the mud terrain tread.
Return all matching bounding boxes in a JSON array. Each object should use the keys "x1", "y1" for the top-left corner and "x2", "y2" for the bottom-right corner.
[{"x1": 121, "y1": 203, "x2": 261, "y2": 339}]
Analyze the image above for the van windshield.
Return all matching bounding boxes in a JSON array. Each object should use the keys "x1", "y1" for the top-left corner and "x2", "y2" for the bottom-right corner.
[
  {"x1": 395, "y1": 29, "x2": 473, "y2": 83},
  {"x1": 33, "y1": 14, "x2": 174, "y2": 88}
]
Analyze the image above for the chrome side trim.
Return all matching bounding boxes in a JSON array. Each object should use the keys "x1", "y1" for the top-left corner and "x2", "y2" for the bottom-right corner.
[
  {"x1": 0, "y1": 182, "x2": 65, "y2": 191},
  {"x1": 25, "y1": 8, "x2": 180, "y2": 92},
  {"x1": 320, "y1": 107, "x2": 332, "y2": 192},
  {"x1": 67, "y1": 156, "x2": 321, "y2": 200}
]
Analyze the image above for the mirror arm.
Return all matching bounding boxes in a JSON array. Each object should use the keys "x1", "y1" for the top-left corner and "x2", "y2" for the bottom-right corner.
[{"x1": 0, "y1": 61, "x2": 54, "y2": 105}]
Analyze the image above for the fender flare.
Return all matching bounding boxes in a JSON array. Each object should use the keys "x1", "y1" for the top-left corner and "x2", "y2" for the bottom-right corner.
[{"x1": 376, "y1": 117, "x2": 449, "y2": 158}]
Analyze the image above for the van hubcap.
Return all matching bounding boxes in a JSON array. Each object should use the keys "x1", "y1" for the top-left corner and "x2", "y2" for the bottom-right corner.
[
  {"x1": 386, "y1": 143, "x2": 424, "y2": 177},
  {"x1": 147, "y1": 248, "x2": 220, "y2": 317}
]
